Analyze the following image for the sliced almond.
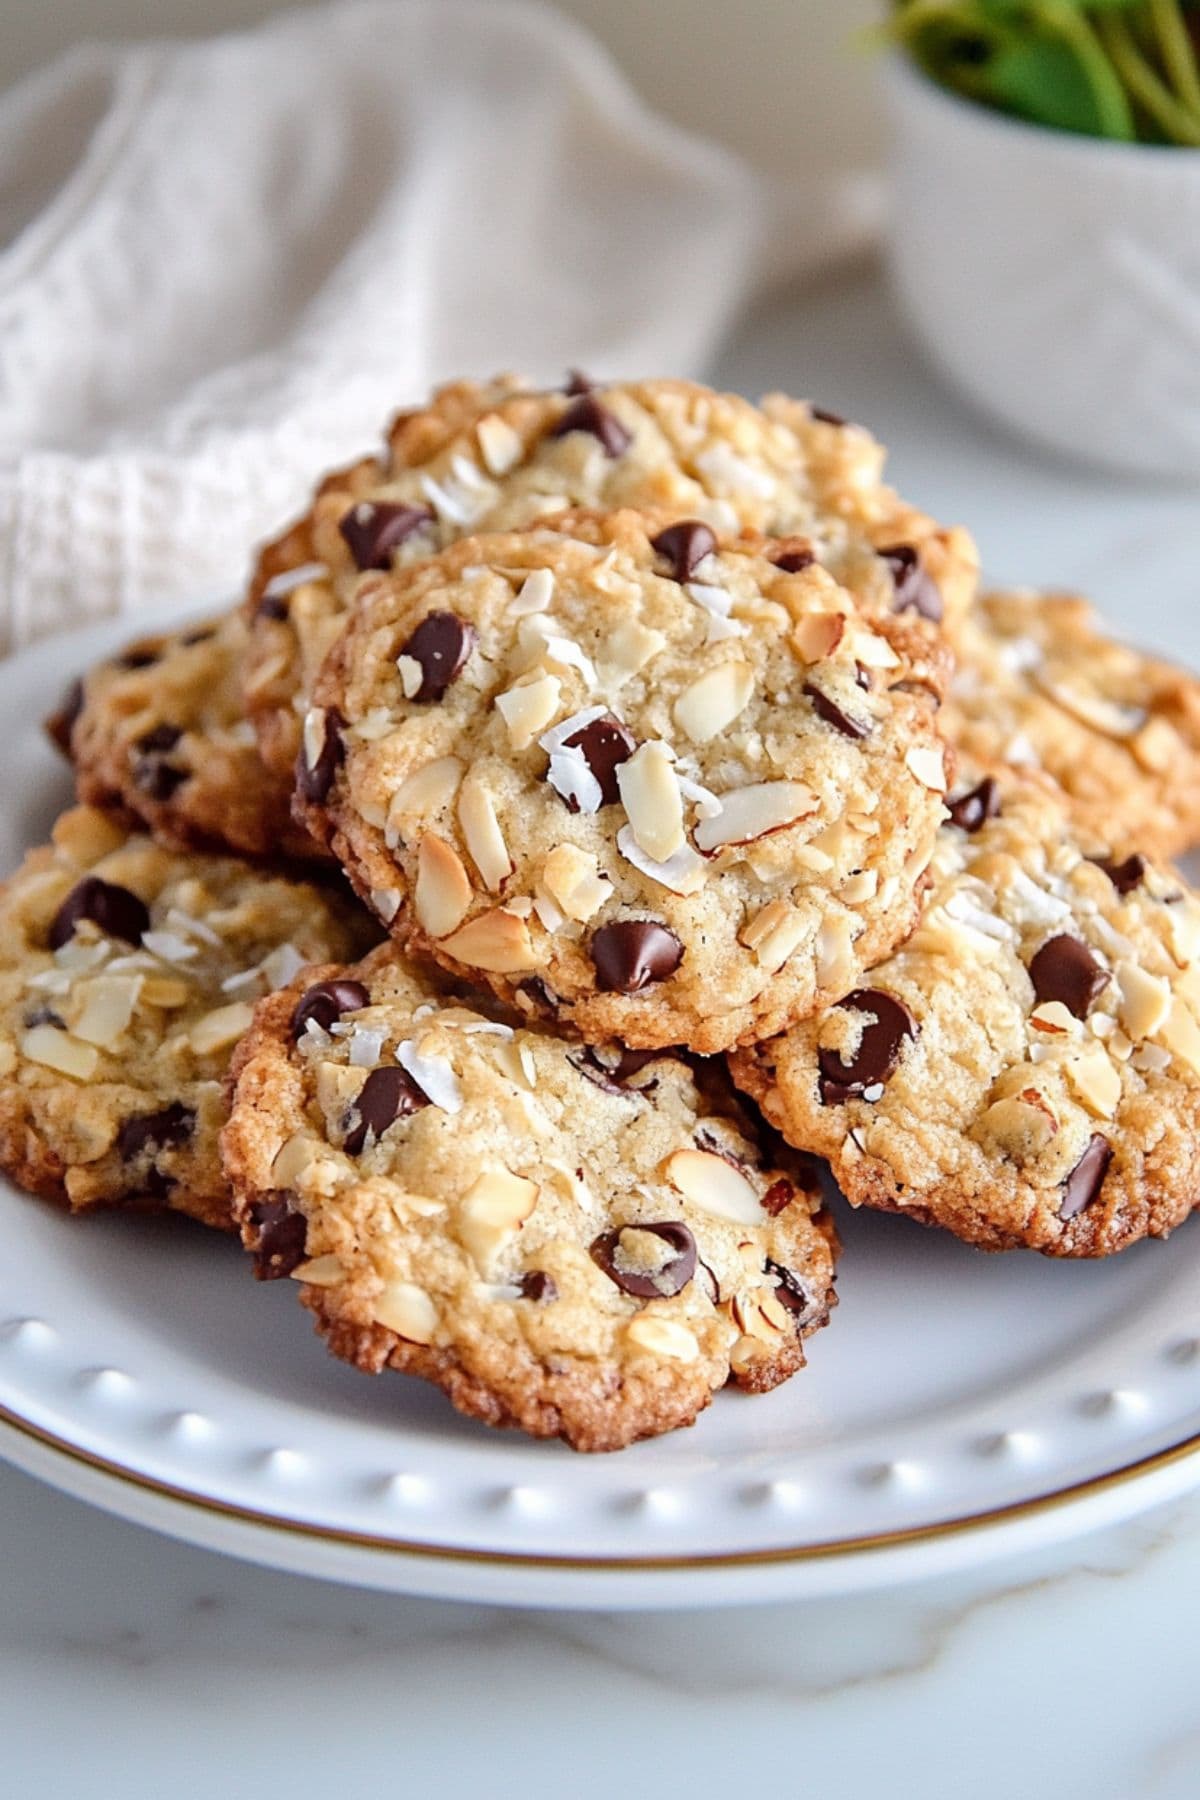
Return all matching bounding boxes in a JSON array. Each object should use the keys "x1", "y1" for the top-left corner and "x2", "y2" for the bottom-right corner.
[
  {"x1": 740, "y1": 897, "x2": 792, "y2": 954},
  {"x1": 71, "y1": 974, "x2": 143, "y2": 1048},
  {"x1": 673, "y1": 661, "x2": 755, "y2": 745},
  {"x1": 791, "y1": 612, "x2": 845, "y2": 664},
  {"x1": 291, "y1": 1253, "x2": 344, "y2": 1288},
  {"x1": 616, "y1": 741, "x2": 685, "y2": 864},
  {"x1": 740, "y1": 898, "x2": 807, "y2": 971},
  {"x1": 457, "y1": 1167, "x2": 539, "y2": 1272},
  {"x1": 1157, "y1": 996, "x2": 1200, "y2": 1077},
  {"x1": 388, "y1": 756, "x2": 464, "y2": 825},
  {"x1": 140, "y1": 975, "x2": 192, "y2": 1008},
  {"x1": 1030, "y1": 1000, "x2": 1076, "y2": 1037},
  {"x1": 847, "y1": 631, "x2": 902, "y2": 671},
  {"x1": 52, "y1": 807, "x2": 126, "y2": 864},
  {"x1": 979, "y1": 1091, "x2": 1058, "y2": 1158},
  {"x1": 539, "y1": 844, "x2": 612, "y2": 922},
  {"x1": 1132, "y1": 715, "x2": 1179, "y2": 774},
  {"x1": 1035, "y1": 675, "x2": 1145, "y2": 738},
  {"x1": 494, "y1": 673, "x2": 562, "y2": 750},
  {"x1": 729, "y1": 1333, "x2": 769, "y2": 1377},
  {"x1": 624, "y1": 1315, "x2": 699, "y2": 1362},
  {"x1": 188, "y1": 1001, "x2": 255, "y2": 1057},
  {"x1": 731, "y1": 1287, "x2": 793, "y2": 1344},
  {"x1": 271, "y1": 1132, "x2": 322, "y2": 1186},
  {"x1": 440, "y1": 908, "x2": 542, "y2": 972},
  {"x1": 1066, "y1": 1043, "x2": 1122, "y2": 1119},
  {"x1": 1115, "y1": 960, "x2": 1171, "y2": 1042},
  {"x1": 457, "y1": 776, "x2": 512, "y2": 892},
  {"x1": 904, "y1": 745, "x2": 947, "y2": 793},
  {"x1": 838, "y1": 870, "x2": 878, "y2": 904},
  {"x1": 397, "y1": 655, "x2": 424, "y2": 700},
  {"x1": 415, "y1": 833, "x2": 472, "y2": 937},
  {"x1": 476, "y1": 412, "x2": 524, "y2": 476},
  {"x1": 815, "y1": 914, "x2": 856, "y2": 991},
  {"x1": 373, "y1": 1280, "x2": 438, "y2": 1345},
  {"x1": 693, "y1": 781, "x2": 819, "y2": 853},
  {"x1": 21, "y1": 1025, "x2": 98, "y2": 1081},
  {"x1": 601, "y1": 618, "x2": 666, "y2": 678},
  {"x1": 665, "y1": 1147, "x2": 765, "y2": 1225}
]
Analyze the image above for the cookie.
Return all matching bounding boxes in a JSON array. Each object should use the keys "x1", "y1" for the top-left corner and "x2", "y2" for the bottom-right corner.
[
  {"x1": 297, "y1": 509, "x2": 953, "y2": 1054},
  {"x1": 220, "y1": 942, "x2": 837, "y2": 1451},
  {"x1": 49, "y1": 611, "x2": 325, "y2": 863},
  {"x1": 731, "y1": 770, "x2": 1200, "y2": 1257},
  {"x1": 242, "y1": 373, "x2": 977, "y2": 782},
  {"x1": 943, "y1": 589, "x2": 1200, "y2": 861},
  {"x1": 0, "y1": 806, "x2": 373, "y2": 1229}
]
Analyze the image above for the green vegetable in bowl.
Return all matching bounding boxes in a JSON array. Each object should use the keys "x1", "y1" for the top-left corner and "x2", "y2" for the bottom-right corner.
[{"x1": 886, "y1": 1, "x2": 1200, "y2": 144}]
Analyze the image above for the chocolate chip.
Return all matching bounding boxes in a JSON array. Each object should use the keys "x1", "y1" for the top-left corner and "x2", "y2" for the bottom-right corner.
[
  {"x1": 339, "y1": 501, "x2": 434, "y2": 572},
  {"x1": 180, "y1": 626, "x2": 217, "y2": 646},
  {"x1": 1028, "y1": 935, "x2": 1107, "y2": 1019},
  {"x1": 766, "y1": 1259, "x2": 810, "y2": 1319},
  {"x1": 803, "y1": 681, "x2": 869, "y2": 739},
  {"x1": 116, "y1": 645, "x2": 162, "y2": 670},
  {"x1": 561, "y1": 714, "x2": 636, "y2": 808},
  {"x1": 45, "y1": 679, "x2": 84, "y2": 754},
  {"x1": 132, "y1": 723, "x2": 186, "y2": 801},
  {"x1": 342, "y1": 1065, "x2": 430, "y2": 1155},
  {"x1": 590, "y1": 1221, "x2": 697, "y2": 1299},
  {"x1": 761, "y1": 1178, "x2": 796, "y2": 1216},
  {"x1": 771, "y1": 543, "x2": 816, "y2": 574},
  {"x1": 116, "y1": 1102, "x2": 195, "y2": 1162},
  {"x1": 564, "y1": 369, "x2": 595, "y2": 396},
  {"x1": 879, "y1": 545, "x2": 943, "y2": 624},
  {"x1": 1091, "y1": 853, "x2": 1146, "y2": 896},
  {"x1": 549, "y1": 394, "x2": 632, "y2": 458},
  {"x1": 397, "y1": 611, "x2": 475, "y2": 702},
  {"x1": 23, "y1": 1005, "x2": 65, "y2": 1029},
  {"x1": 1060, "y1": 1134, "x2": 1112, "y2": 1220},
  {"x1": 257, "y1": 591, "x2": 292, "y2": 621},
  {"x1": 571, "y1": 1045, "x2": 664, "y2": 1096},
  {"x1": 651, "y1": 520, "x2": 717, "y2": 582},
  {"x1": 49, "y1": 877, "x2": 150, "y2": 951},
  {"x1": 590, "y1": 920, "x2": 683, "y2": 993},
  {"x1": 946, "y1": 777, "x2": 1000, "y2": 834},
  {"x1": 518, "y1": 977, "x2": 559, "y2": 1017},
  {"x1": 518, "y1": 1270, "x2": 557, "y2": 1303},
  {"x1": 818, "y1": 989, "x2": 917, "y2": 1103},
  {"x1": 292, "y1": 978, "x2": 370, "y2": 1040},
  {"x1": 810, "y1": 406, "x2": 846, "y2": 427},
  {"x1": 249, "y1": 1194, "x2": 308, "y2": 1280},
  {"x1": 296, "y1": 708, "x2": 344, "y2": 803}
]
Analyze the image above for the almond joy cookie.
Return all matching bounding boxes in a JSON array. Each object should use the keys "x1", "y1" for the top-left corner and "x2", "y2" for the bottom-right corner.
[
  {"x1": 297, "y1": 510, "x2": 953, "y2": 1054},
  {"x1": 48, "y1": 611, "x2": 324, "y2": 863},
  {"x1": 242, "y1": 373, "x2": 977, "y2": 782},
  {"x1": 221, "y1": 942, "x2": 837, "y2": 1451},
  {"x1": 730, "y1": 770, "x2": 1200, "y2": 1258},
  {"x1": 943, "y1": 588, "x2": 1200, "y2": 861},
  {"x1": 0, "y1": 807, "x2": 373, "y2": 1229}
]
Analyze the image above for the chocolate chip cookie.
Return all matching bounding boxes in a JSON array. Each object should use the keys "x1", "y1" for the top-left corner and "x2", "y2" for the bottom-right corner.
[
  {"x1": 944, "y1": 589, "x2": 1200, "y2": 861},
  {"x1": 242, "y1": 373, "x2": 977, "y2": 783},
  {"x1": 0, "y1": 806, "x2": 374, "y2": 1228},
  {"x1": 296, "y1": 510, "x2": 953, "y2": 1053},
  {"x1": 221, "y1": 941, "x2": 837, "y2": 1451},
  {"x1": 49, "y1": 611, "x2": 325, "y2": 862},
  {"x1": 731, "y1": 769, "x2": 1200, "y2": 1257}
]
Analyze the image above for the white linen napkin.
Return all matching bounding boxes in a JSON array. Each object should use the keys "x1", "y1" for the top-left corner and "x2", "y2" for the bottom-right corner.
[{"x1": 0, "y1": 0, "x2": 878, "y2": 650}]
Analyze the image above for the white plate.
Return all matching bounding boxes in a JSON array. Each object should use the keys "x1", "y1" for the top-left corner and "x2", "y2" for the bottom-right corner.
[{"x1": 3, "y1": 605, "x2": 1200, "y2": 1611}]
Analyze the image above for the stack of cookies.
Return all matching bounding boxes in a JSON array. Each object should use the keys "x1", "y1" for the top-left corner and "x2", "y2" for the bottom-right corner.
[{"x1": 10, "y1": 375, "x2": 1200, "y2": 1452}]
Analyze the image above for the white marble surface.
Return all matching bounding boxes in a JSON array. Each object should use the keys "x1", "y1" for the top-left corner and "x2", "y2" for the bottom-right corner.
[{"x1": 5, "y1": 265, "x2": 1200, "y2": 1797}]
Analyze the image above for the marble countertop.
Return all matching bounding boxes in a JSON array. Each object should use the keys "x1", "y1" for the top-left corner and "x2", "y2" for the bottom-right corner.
[{"x1": 4, "y1": 264, "x2": 1200, "y2": 1799}]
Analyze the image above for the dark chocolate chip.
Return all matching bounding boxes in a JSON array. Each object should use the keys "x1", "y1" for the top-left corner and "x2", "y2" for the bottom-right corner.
[
  {"x1": 256, "y1": 591, "x2": 292, "y2": 621},
  {"x1": 296, "y1": 708, "x2": 344, "y2": 803},
  {"x1": 803, "y1": 681, "x2": 869, "y2": 739},
  {"x1": 879, "y1": 545, "x2": 943, "y2": 624},
  {"x1": 518, "y1": 1270, "x2": 558, "y2": 1303},
  {"x1": 590, "y1": 1221, "x2": 697, "y2": 1300},
  {"x1": 1059, "y1": 1134, "x2": 1113, "y2": 1220},
  {"x1": 810, "y1": 406, "x2": 846, "y2": 427},
  {"x1": 518, "y1": 977, "x2": 559, "y2": 1017},
  {"x1": 1091, "y1": 853, "x2": 1146, "y2": 896},
  {"x1": 132, "y1": 723, "x2": 186, "y2": 801},
  {"x1": 571, "y1": 1045, "x2": 663, "y2": 1096},
  {"x1": 49, "y1": 877, "x2": 150, "y2": 951},
  {"x1": 590, "y1": 920, "x2": 683, "y2": 993},
  {"x1": 561, "y1": 714, "x2": 636, "y2": 808},
  {"x1": 818, "y1": 989, "x2": 917, "y2": 1104},
  {"x1": 342, "y1": 1065, "x2": 430, "y2": 1155},
  {"x1": 339, "y1": 501, "x2": 434, "y2": 572},
  {"x1": 180, "y1": 626, "x2": 217, "y2": 646},
  {"x1": 771, "y1": 544, "x2": 816, "y2": 574},
  {"x1": 116, "y1": 1102, "x2": 195, "y2": 1162},
  {"x1": 549, "y1": 394, "x2": 632, "y2": 458},
  {"x1": 650, "y1": 520, "x2": 717, "y2": 583},
  {"x1": 397, "y1": 611, "x2": 475, "y2": 702},
  {"x1": 564, "y1": 369, "x2": 595, "y2": 396},
  {"x1": 45, "y1": 679, "x2": 85, "y2": 755},
  {"x1": 116, "y1": 645, "x2": 162, "y2": 671},
  {"x1": 761, "y1": 1178, "x2": 796, "y2": 1216},
  {"x1": 23, "y1": 1005, "x2": 65, "y2": 1029},
  {"x1": 1028, "y1": 935, "x2": 1108, "y2": 1019},
  {"x1": 766, "y1": 1259, "x2": 810, "y2": 1319},
  {"x1": 292, "y1": 978, "x2": 370, "y2": 1040},
  {"x1": 249, "y1": 1194, "x2": 307, "y2": 1280},
  {"x1": 946, "y1": 777, "x2": 1000, "y2": 834}
]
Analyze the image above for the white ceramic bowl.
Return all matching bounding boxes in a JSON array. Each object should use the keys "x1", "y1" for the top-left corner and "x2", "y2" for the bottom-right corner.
[{"x1": 885, "y1": 53, "x2": 1200, "y2": 481}]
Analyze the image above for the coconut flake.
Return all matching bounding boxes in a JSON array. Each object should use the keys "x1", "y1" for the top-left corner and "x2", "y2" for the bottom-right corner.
[
  {"x1": 1005, "y1": 869, "x2": 1072, "y2": 929},
  {"x1": 677, "y1": 774, "x2": 724, "y2": 820},
  {"x1": 141, "y1": 930, "x2": 199, "y2": 964},
  {"x1": 538, "y1": 705, "x2": 608, "y2": 756},
  {"x1": 348, "y1": 1024, "x2": 388, "y2": 1068},
  {"x1": 616, "y1": 825, "x2": 706, "y2": 895},
  {"x1": 262, "y1": 561, "x2": 329, "y2": 600},
  {"x1": 420, "y1": 471, "x2": 493, "y2": 526},
  {"x1": 696, "y1": 444, "x2": 776, "y2": 498},
  {"x1": 371, "y1": 888, "x2": 402, "y2": 923},
  {"x1": 512, "y1": 569, "x2": 555, "y2": 615},
  {"x1": 396, "y1": 1040, "x2": 463, "y2": 1113},
  {"x1": 546, "y1": 744, "x2": 603, "y2": 814}
]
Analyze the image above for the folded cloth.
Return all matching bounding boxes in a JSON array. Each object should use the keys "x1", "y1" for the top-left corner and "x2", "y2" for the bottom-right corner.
[{"x1": 0, "y1": 0, "x2": 877, "y2": 651}]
